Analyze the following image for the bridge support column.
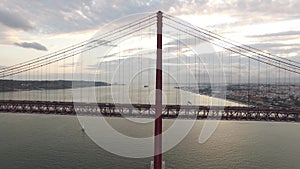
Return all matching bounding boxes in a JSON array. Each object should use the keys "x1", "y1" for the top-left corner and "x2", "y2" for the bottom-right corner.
[{"x1": 154, "y1": 11, "x2": 163, "y2": 169}]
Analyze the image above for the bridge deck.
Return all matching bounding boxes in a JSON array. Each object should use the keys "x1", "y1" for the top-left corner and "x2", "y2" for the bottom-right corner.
[{"x1": 0, "y1": 100, "x2": 299, "y2": 122}]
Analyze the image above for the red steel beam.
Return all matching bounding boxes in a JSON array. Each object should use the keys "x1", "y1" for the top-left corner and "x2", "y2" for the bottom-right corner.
[{"x1": 154, "y1": 11, "x2": 163, "y2": 169}]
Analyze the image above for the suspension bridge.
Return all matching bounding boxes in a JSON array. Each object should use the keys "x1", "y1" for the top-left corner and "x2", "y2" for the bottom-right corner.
[
  {"x1": 1, "y1": 10, "x2": 300, "y2": 169},
  {"x1": 0, "y1": 11, "x2": 299, "y2": 121}
]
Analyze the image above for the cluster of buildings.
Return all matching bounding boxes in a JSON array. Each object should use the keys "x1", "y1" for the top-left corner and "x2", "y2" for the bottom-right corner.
[{"x1": 183, "y1": 84, "x2": 300, "y2": 109}]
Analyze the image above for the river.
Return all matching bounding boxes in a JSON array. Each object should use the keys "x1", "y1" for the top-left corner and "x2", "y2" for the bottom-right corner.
[{"x1": 0, "y1": 86, "x2": 299, "y2": 168}]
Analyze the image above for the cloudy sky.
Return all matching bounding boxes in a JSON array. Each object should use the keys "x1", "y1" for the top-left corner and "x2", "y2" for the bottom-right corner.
[{"x1": 0, "y1": 0, "x2": 299, "y2": 69}]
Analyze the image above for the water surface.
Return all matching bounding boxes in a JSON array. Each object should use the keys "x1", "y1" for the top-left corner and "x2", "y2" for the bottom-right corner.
[{"x1": 0, "y1": 113, "x2": 299, "y2": 169}]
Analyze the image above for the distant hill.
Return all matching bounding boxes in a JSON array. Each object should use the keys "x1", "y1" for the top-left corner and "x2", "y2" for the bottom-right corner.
[{"x1": 0, "y1": 80, "x2": 110, "y2": 92}]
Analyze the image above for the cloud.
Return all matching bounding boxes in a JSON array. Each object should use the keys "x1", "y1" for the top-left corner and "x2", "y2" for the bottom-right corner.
[
  {"x1": 0, "y1": 1, "x2": 230, "y2": 34},
  {"x1": 59, "y1": 62, "x2": 79, "y2": 68},
  {"x1": 0, "y1": 8, "x2": 33, "y2": 31},
  {"x1": 0, "y1": 0, "x2": 299, "y2": 35},
  {"x1": 248, "y1": 31, "x2": 300, "y2": 38},
  {"x1": 14, "y1": 42, "x2": 48, "y2": 51},
  {"x1": 249, "y1": 43, "x2": 299, "y2": 49},
  {"x1": 0, "y1": 65, "x2": 7, "y2": 69},
  {"x1": 269, "y1": 47, "x2": 300, "y2": 55},
  {"x1": 0, "y1": 0, "x2": 299, "y2": 63}
]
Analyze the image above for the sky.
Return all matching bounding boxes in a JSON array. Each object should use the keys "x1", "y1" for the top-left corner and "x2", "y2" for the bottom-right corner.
[{"x1": 0, "y1": 0, "x2": 299, "y2": 82}]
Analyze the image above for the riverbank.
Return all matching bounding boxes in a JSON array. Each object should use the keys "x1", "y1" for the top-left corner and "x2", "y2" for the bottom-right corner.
[{"x1": 0, "y1": 80, "x2": 110, "y2": 92}]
